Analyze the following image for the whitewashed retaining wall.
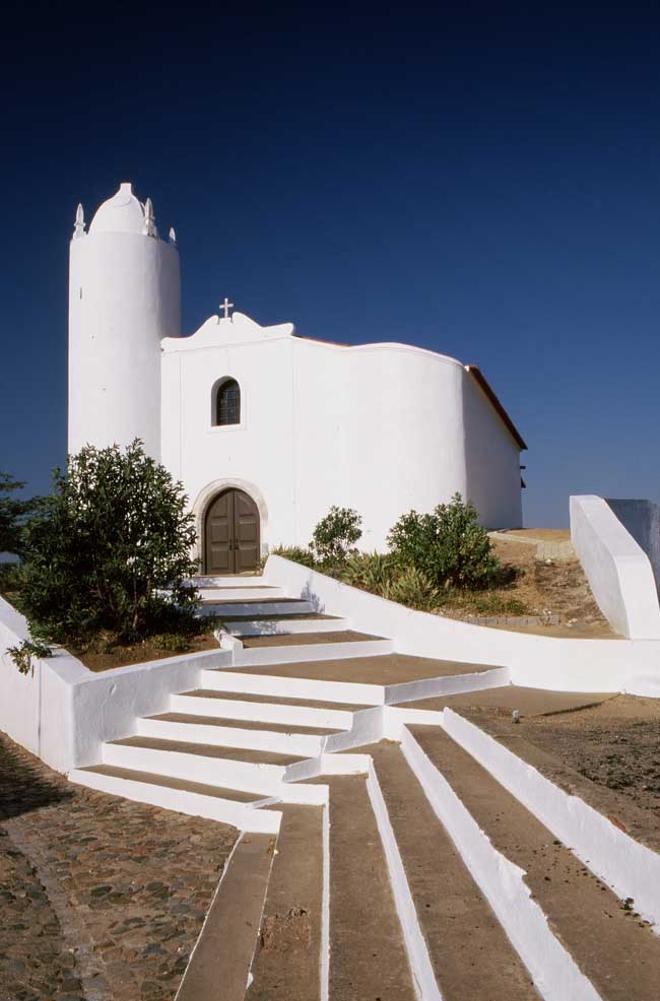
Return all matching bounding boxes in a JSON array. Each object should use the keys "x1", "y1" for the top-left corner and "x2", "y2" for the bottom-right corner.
[
  {"x1": 570, "y1": 495, "x2": 660, "y2": 639},
  {"x1": 264, "y1": 556, "x2": 660, "y2": 696},
  {"x1": 0, "y1": 595, "x2": 86, "y2": 771},
  {"x1": 607, "y1": 498, "x2": 660, "y2": 595},
  {"x1": 0, "y1": 595, "x2": 230, "y2": 772}
]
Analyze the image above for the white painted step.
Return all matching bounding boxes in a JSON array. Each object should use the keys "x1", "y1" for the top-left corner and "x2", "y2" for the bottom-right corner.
[
  {"x1": 101, "y1": 736, "x2": 321, "y2": 797},
  {"x1": 231, "y1": 636, "x2": 394, "y2": 666},
  {"x1": 69, "y1": 765, "x2": 282, "y2": 833},
  {"x1": 193, "y1": 575, "x2": 269, "y2": 588},
  {"x1": 228, "y1": 616, "x2": 349, "y2": 637},
  {"x1": 136, "y1": 712, "x2": 338, "y2": 757},
  {"x1": 198, "y1": 599, "x2": 315, "y2": 618},
  {"x1": 200, "y1": 668, "x2": 385, "y2": 705},
  {"x1": 169, "y1": 692, "x2": 360, "y2": 730},
  {"x1": 199, "y1": 586, "x2": 285, "y2": 602}
]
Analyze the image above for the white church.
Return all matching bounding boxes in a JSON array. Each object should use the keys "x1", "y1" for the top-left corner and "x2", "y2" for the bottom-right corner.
[{"x1": 68, "y1": 183, "x2": 526, "y2": 575}]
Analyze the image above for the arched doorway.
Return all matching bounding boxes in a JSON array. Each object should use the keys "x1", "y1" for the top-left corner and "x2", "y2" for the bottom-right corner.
[{"x1": 204, "y1": 489, "x2": 260, "y2": 574}]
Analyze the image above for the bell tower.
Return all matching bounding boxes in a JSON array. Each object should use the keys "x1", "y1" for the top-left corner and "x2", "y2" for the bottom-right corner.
[{"x1": 68, "y1": 182, "x2": 181, "y2": 459}]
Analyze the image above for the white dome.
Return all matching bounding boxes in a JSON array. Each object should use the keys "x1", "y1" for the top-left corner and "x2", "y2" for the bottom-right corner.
[{"x1": 89, "y1": 182, "x2": 146, "y2": 234}]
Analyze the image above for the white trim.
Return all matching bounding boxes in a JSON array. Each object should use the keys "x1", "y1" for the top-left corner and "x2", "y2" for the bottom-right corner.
[
  {"x1": 366, "y1": 760, "x2": 442, "y2": 1000},
  {"x1": 400, "y1": 727, "x2": 602, "y2": 1001},
  {"x1": 442, "y1": 709, "x2": 660, "y2": 930}
]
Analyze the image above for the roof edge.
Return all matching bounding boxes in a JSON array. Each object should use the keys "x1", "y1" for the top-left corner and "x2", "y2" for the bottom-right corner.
[{"x1": 465, "y1": 365, "x2": 527, "y2": 451}]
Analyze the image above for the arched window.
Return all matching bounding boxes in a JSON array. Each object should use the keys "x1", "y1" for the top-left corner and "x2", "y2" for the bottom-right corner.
[{"x1": 214, "y1": 378, "x2": 241, "y2": 426}]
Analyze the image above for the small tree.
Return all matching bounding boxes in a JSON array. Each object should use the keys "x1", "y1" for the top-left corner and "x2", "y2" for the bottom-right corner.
[
  {"x1": 387, "y1": 493, "x2": 499, "y2": 590},
  {"x1": 310, "y1": 506, "x2": 362, "y2": 565},
  {"x1": 18, "y1": 440, "x2": 199, "y2": 645},
  {"x1": 0, "y1": 472, "x2": 40, "y2": 557}
]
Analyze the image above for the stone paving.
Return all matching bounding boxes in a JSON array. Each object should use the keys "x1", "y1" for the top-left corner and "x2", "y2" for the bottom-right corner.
[{"x1": 0, "y1": 734, "x2": 238, "y2": 1001}]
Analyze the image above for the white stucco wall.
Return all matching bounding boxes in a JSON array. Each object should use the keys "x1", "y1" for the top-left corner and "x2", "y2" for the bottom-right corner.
[
  {"x1": 68, "y1": 191, "x2": 180, "y2": 460},
  {"x1": 570, "y1": 495, "x2": 660, "y2": 640},
  {"x1": 462, "y1": 370, "x2": 523, "y2": 528},
  {"x1": 162, "y1": 313, "x2": 523, "y2": 554}
]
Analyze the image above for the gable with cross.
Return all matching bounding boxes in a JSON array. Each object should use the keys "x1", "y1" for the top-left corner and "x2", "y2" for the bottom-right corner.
[{"x1": 219, "y1": 297, "x2": 234, "y2": 320}]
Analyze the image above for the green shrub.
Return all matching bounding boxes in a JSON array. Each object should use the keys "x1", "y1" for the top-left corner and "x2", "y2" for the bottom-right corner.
[
  {"x1": 270, "y1": 545, "x2": 317, "y2": 569},
  {"x1": 149, "y1": 633, "x2": 193, "y2": 653},
  {"x1": 381, "y1": 566, "x2": 440, "y2": 610},
  {"x1": 0, "y1": 472, "x2": 40, "y2": 558},
  {"x1": 18, "y1": 440, "x2": 200, "y2": 646},
  {"x1": 387, "y1": 493, "x2": 500, "y2": 590},
  {"x1": 310, "y1": 506, "x2": 362, "y2": 565},
  {"x1": 341, "y1": 551, "x2": 393, "y2": 593},
  {"x1": 6, "y1": 638, "x2": 52, "y2": 675},
  {"x1": 0, "y1": 561, "x2": 24, "y2": 599}
]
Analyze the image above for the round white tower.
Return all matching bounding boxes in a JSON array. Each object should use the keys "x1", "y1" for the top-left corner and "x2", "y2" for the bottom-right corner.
[{"x1": 68, "y1": 182, "x2": 181, "y2": 459}]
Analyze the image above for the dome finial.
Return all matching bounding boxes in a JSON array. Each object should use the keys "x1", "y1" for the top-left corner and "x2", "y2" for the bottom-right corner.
[
  {"x1": 143, "y1": 197, "x2": 157, "y2": 238},
  {"x1": 73, "y1": 203, "x2": 86, "y2": 239}
]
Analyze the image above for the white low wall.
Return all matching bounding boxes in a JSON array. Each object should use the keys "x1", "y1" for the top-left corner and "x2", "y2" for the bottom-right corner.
[
  {"x1": 0, "y1": 595, "x2": 231, "y2": 772},
  {"x1": 0, "y1": 595, "x2": 87, "y2": 772},
  {"x1": 607, "y1": 498, "x2": 660, "y2": 595},
  {"x1": 264, "y1": 556, "x2": 660, "y2": 696},
  {"x1": 570, "y1": 495, "x2": 660, "y2": 639}
]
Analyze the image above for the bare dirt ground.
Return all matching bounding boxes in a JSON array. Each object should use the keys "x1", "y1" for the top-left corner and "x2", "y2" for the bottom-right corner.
[
  {"x1": 525, "y1": 695, "x2": 660, "y2": 833},
  {"x1": 74, "y1": 632, "x2": 220, "y2": 672},
  {"x1": 440, "y1": 535, "x2": 616, "y2": 637},
  {"x1": 448, "y1": 690, "x2": 660, "y2": 850}
]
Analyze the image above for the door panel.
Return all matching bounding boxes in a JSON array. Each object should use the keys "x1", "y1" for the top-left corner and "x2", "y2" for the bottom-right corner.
[
  {"x1": 205, "y1": 491, "x2": 235, "y2": 574},
  {"x1": 235, "y1": 491, "x2": 260, "y2": 573},
  {"x1": 204, "y1": 489, "x2": 260, "y2": 574}
]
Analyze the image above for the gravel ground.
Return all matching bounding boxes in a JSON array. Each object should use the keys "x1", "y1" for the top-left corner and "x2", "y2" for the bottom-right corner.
[
  {"x1": 525, "y1": 695, "x2": 660, "y2": 825},
  {"x1": 0, "y1": 734, "x2": 238, "y2": 1001},
  {"x1": 453, "y1": 692, "x2": 660, "y2": 851}
]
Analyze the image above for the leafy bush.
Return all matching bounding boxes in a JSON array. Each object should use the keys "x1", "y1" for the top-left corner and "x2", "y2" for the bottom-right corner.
[
  {"x1": 18, "y1": 440, "x2": 200, "y2": 646},
  {"x1": 269, "y1": 545, "x2": 317, "y2": 569},
  {"x1": 341, "y1": 551, "x2": 393, "y2": 593},
  {"x1": 0, "y1": 561, "x2": 24, "y2": 599},
  {"x1": 381, "y1": 566, "x2": 440, "y2": 610},
  {"x1": 310, "y1": 506, "x2": 362, "y2": 565},
  {"x1": 0, "y1": 472, "x2": 40, "y2": 557},
  {"x1": 5, "y1": 638, "x2": 52, "y2": 675},
  {"x1": 387, "y1": 493, "x2": 500, "y2": 590}
]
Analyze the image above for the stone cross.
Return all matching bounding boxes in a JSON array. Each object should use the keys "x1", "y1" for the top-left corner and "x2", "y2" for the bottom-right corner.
[{"x1": 219, "y1": 297, "x2": 234, "y2": 319}]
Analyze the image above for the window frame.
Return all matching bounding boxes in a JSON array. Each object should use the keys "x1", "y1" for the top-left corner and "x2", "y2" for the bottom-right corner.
[{"x1": 211, "y1": 377, "x2": 242, "y2": 429}]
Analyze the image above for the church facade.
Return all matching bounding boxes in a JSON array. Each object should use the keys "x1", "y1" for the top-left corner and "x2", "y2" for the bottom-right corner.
[{"x1": 69, "y1": 183, "x2": 526, "y2": 574}]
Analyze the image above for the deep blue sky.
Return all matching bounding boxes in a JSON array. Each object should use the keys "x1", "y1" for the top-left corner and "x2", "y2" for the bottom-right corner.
[{"x1": 1, "y1": 4, "x2": 660, "y2": 526}]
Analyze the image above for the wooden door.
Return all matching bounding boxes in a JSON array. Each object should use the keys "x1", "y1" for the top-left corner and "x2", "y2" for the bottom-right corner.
[{"x1": 204, "y1": 490, "x2": 260, "y2": 574}]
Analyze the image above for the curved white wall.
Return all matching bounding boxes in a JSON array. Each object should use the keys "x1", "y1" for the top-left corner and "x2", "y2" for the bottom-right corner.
[
  {"x1": 68, "y1": 231, "x2": 180, "y2": 459},
  {"x1": 293, "y1": 341, "x2": 469, "y2": 549},
  {"x1": 162, "y1": 316, "x2": 523, "y2": 552}
]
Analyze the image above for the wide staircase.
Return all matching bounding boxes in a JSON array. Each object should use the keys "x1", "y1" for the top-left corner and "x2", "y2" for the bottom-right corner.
[{"x1": 69, "y1": 577, "x2": 660, "y2": 1001}]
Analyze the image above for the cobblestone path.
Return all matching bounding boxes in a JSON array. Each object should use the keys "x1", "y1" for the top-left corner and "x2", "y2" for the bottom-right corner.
[{"x1": 0, "y1": 734, "x2": 238, "y2": 1001}]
